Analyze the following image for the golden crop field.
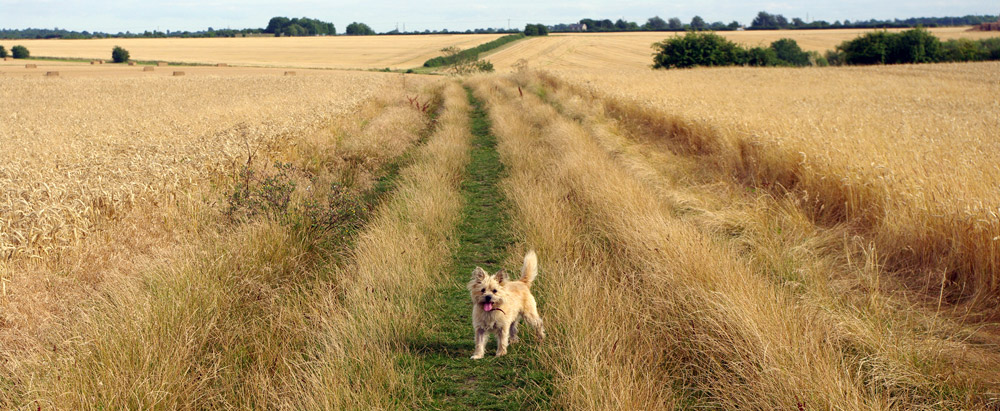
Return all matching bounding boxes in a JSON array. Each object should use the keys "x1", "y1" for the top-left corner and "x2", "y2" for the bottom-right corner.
[
  {"x1": 488, "y1": 26, "x2": 996, "y2": 70},
  {"x1": 4, "y1": 28, "x2": 1000, "y2": 410},
  {"x1": 4, "y1": 33, "x2": 504, "y2": 69}
]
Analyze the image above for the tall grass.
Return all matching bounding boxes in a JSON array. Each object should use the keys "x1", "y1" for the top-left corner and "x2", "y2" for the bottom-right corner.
[
  {"x1": 284, "y1": 81, "x2": 471, "y2": 408},
  {"x1": 473, "y1": 72, "x2": 997, "y2": 409},
  {"x1": 544, "y1": 63, "x2": 1000, "y2": 317},
  {"x1": 4, "y1": 76, "x2": 438, "y2": 407}
]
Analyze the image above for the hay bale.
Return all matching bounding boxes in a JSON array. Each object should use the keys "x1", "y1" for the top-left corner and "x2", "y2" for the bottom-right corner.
[
  {"x1": 216, "y1": 63, "x2": 228, "y2": 67},
  {"x1": 173, "y1": 71, "x2": 185, "y2": 76},
  {"x1": 98, "y1": 60, "x2": 104, "y2": 64},
  {"x1": 90, "y1": 60, "x2": 98, "y2": 65},
  {"x1": 45, "y1": 71, "x2": 59, "y2": 77},
  {"x1": 128, "y1": 61, "x2": 136, "y2": 66},
  {"x1": 25, "y1": 64, "x2": 37, "y2": 69},
  {"x1": 143, "y1": 66, "x2": 154, "y2": 72},
  {"x1": 157, "y1": 62, "x2": 168, "y2": 67},
  {"x1": 284, "y1": 71, "x2": 296, "y2": 76}
]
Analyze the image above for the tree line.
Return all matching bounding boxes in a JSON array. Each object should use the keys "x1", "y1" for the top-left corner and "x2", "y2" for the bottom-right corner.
[
  {"x1": 652, "y1": 27, "x2": 1000, "y2": 69},
  {"x1": 551, "y1": 13, "x2": 998, "y2": 33}
]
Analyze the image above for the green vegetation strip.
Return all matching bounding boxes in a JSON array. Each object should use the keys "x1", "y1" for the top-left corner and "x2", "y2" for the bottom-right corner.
[
  {"x1": 422, "y1": 33, "x2": 526, "y2": 68},
  {"x1": 401, "y1": 87, "x2": 551, "y2": 410}
]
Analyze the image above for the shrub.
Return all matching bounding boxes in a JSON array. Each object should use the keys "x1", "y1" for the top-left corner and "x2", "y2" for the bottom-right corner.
[
  {"x1": 887, "y1": 26, "x2": 941, "y2": 63},
  {"x1": 941, "y1": 38, "x2": 986, "y2": 62},
  {"x1": 0, "y1": 45, "x2": 7, "y2": 58},
  {"x1": 11, "y1": 45, "x2": 29, "y2": 59},
  {"x1": 111, "y1": 46, "x2": 130, "y2": 63},
  {"x1": 824, "y1": 49, "x2": 846, "y2": 66},
  {"x1": 345, "y1": 22, "x2": 375, "y2": 35},
  {"x1": 652, "y1": 31, "x2": 745, "y2": 69},
  {"x1": 524, "y1": 24, "x2": 548, "y2": 36},
  {"x1": 770, "y1": 38, "x2": 810, "y2": 66},
  {"x1": 838, "y1": 31, "x2": 891, "y2": 65},
  {"x1": 423, "y1": 33, "x2": 525, "y2": 67},
  {"x1": 745, "y1": 46, "x2": 779, "y2": 66},
  {"x1": 808, "y1": 51, "x2": 829, "y2": 67}
]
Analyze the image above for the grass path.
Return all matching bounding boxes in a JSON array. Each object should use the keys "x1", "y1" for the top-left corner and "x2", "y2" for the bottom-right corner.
[{"x1": 402, "y1": 86, "x2": 551, "y2": 410}]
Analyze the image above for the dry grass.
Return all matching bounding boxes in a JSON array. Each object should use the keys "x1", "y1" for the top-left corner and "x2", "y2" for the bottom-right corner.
[
  {"x1": 488, "y1": 27, "x2": 1000, "y2": 71},
  {"x1": 548, "y1": 62, "x2": 1000, "y2": 314},
  {"x1": 474, "y1": 71, "x2": 1000, "y2": 409},
  {"x1": 0, "y1": 69, "x2": 440, "y2": 407},
  {"x1": 8, "y1": 34, "x2": 505, "y2": 69},
  {"x1": 286, "y1": 81, "x2": 470, "y2": 408}
]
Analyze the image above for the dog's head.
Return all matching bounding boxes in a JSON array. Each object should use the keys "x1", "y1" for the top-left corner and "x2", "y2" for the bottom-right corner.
[{"x1": 467, "y1": 266, "x2": 508, "y2": 313}]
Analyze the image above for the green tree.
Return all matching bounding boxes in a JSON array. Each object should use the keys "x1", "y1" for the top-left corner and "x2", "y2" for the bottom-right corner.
[
  {"x1": 11, "y1": 45, "x2": 29, "y2": 59},
  {"x1": 690, "y1": 16, "x2": 706, "y2": 30},
  {"x1": 524, "y1": 24, "x2": 548, "y2": 36},
  {"x1": 667, "y1": 17, "x2": 683, "y2": 30},
  {"x1": 645, "y1": 16, "x2": 668, "y2": 30},
  {"x1": 111, "y1": 45, "x2": 130, "y2": 63},
  {"x1": 770, "y1": 38, "x2": 810, "y2": 66},
  {"x1": 652, "y1": 31, "x2": 745, "y2": 69},
  {"x1": 0, "y1": 45, "x2": 7, "y2": 58},
  {"x1": 888, "y1": 26, "x2": 941, "y2": 63},
  {"x1": 345, "y1": 22, "x2": 375, "y2": 35}
]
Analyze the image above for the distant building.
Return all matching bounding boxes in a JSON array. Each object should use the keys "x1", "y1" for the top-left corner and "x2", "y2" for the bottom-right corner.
[{"x1": 568, "y1": 23, "x2": 587, "y2": 32}]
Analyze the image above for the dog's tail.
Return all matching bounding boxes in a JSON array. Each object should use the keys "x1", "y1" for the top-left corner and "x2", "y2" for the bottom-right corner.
[{"x1": 520, "y1": 250, "x2": 538, "y2": 285}]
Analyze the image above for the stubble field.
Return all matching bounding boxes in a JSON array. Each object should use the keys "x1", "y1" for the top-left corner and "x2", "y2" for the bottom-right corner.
[{"x1": 3, "y1": 29, "x2": 1000, "y2": 409}]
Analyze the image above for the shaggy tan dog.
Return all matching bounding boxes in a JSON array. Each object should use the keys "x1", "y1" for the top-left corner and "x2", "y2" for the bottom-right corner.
[{"x1": 467, "y1": 250, "x2": 545, "y2": 359}]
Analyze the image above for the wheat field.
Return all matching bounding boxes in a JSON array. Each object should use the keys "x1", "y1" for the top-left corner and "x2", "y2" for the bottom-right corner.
[
  {"x1": 4, "y1": 29, "x2": 1000, "y2": 409},
  {"x1": 3, "y1": 34, "x2": 504, "y2": 69},
  {"x1": 487, "y1": 27, "x2": 997, "y2": 71}
]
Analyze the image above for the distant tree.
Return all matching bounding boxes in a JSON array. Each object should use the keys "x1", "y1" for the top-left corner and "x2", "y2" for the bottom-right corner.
[
  {"x1": 745, "y1": 46, "x2": 779, "y2": 66},
  {"x1": 690, "y1": 16, "x2": 706, "y2": 30},
  {"x1": 667, "y1": 17, "x2": 683, "y2": 30},
  {"x1": 653, "y1": 31, "x2": 745, "y2": 68},
  {"x1": 792, "y1": 17, "x2": 806, "y2": 27},
  {"x1": 615, "y1": 19, "x2": 629, "y2": 30},
  {"x1": 751, "y1": 11, "x2": 783, "y2": 29},
  {"x1": 645, "y1": 16, "x2": 668, "y2": 30},
  {"x1": 524, "y1": 24, "x2": 548, "y2": 36},
  {"x1": 0, "y1": 45, "x2": 7, "y2": 58},
  {"x1": 265, "y1": 17, "x2": 290, "y2": 33},
  {"x1": 727, "y1": 21, "x2": 741, "y2": 30},
  {"x1": 11, "y1": 45, "x2": 29, "y2": 58},
  {"x1": 111, "y1": 45, "x2": 129, "y2": 63},
  {"x1": 888, "y1": 26, "x2": 941, "y2": 63},
  {"x1": 770, "y1": 38, "x2": 810, "y2": 66},
  {"x1": 345, "y1": 22, "x2": 375, "y2": 35}
]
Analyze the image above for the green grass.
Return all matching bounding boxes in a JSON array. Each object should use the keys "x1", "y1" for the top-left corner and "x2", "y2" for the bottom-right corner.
[{"x1": 400, "y1": 86, "x2": 552, "y2": 410}]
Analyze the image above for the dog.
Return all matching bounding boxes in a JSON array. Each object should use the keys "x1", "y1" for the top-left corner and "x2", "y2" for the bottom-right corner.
[{"x1": 467, "y1": 250, "x2": 545, "y2": 359}]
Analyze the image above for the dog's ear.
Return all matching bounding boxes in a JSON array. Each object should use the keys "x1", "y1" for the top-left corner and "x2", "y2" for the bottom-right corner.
[
  {"x1": 495, "y1": 269, "x2": 508, "y2": 284},
  {"x1": 471, "y1": 267, "x2": 488, "y2": 282}
]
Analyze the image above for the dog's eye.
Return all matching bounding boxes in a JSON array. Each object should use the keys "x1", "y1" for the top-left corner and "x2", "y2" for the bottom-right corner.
[
  {"x1": 481, "y1": 288, "x2": 485, "y2": 293},
  {"x1": 492, "y1": 289, "x2": 497, "y2": 293}
]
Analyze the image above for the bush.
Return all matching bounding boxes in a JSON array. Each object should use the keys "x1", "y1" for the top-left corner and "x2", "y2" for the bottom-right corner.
[
  {"x1": 345, "y1": 22, "x2": 375, "y2": 35},
  {"x1": 887, "y1": 26, "x2": 940, "y2": 63},
  {"x1": 111, "y1": 46, "x2": 130, "y2": 63},
  {"x1": 11, "y1": 45, "x2": 29, "y2": 59},
  {"x1": 524, "y1": 24, "x2": 548, "y2": 36},
  {"x1": 824, "y1": 49, "x2": 846, "y2": 66},
  {"x1": 0, "y1": 45, "x2": 7, "y2": 58},
  {"x1": 745, "y1": 46, "x2": 779, "y2": 66},
  {"x1": 423, "y1": 33, "x2": 525, "y2": 67},
  {"x1": 652, "y1": 31, "x2": 745, "y2": 69},
  {"x1": 770, "y1": 38, "x2": 810, "y2": 66},
  {"x1": 941, "y1": 38, "x2": 986, "y2": 62},
  {"x1": 838, "y1": 31, "x2": 891, "y2": 64}
]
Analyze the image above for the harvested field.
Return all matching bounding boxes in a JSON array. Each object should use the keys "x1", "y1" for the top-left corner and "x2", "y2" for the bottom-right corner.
[
  {"x1": 488, "y1": 27, "x2": 1000, "y2": 71},
  {"x1": 10, "y1": 34, "x2": 505, "y2": 69}
]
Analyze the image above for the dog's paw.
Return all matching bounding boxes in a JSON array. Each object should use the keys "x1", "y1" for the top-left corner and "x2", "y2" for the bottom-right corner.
[
  {"x1": 510, "y1": 336, "x2": 520, "y2": 344},
  {"x1": 471, "y1": 354, "x2": 484, "y2": 360},
  {"x1": 495, "y1": 349, "x2": 507, "y2": 357}
]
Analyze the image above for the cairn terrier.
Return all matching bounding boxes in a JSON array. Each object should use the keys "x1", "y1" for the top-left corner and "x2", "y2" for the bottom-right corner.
[{"x1": 467, "y1": 250, "x2": 545, "y2": 359}]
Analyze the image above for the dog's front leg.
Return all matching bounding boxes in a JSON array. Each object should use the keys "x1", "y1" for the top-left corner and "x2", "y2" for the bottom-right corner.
[
  {"x1": 496, "y1": 325, "x2": 509, "y2": 357},
  {"x1": 471, "y1": 328, "x2": 487, "y2": 359}
]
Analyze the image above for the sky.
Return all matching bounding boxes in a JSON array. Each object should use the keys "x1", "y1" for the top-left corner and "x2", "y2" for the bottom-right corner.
[{"x1": 0, "y1": 0, "x2": 997, "y2": 34}]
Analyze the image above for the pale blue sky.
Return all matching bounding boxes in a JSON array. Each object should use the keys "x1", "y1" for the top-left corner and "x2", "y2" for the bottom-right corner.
[{"x1": 0, "y1": 0, "x2": 996, "y2": 33}]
